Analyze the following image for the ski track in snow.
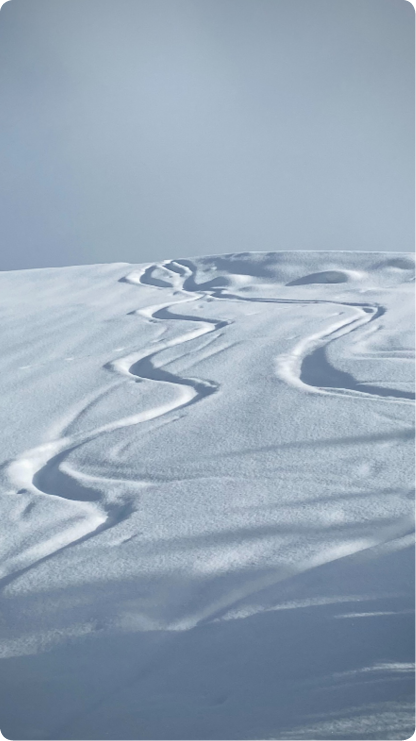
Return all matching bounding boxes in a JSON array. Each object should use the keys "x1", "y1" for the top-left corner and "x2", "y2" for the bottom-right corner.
[
  {"x1": 1, "y1": 262, "x2": 228, "y2": 585},
  {"x1": 2, "y1": 258, "x2": 414, "y2": 589}
]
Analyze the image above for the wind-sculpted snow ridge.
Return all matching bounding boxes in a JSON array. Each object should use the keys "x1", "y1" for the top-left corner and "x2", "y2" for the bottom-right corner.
[{"x1": 0, "y1": 252, "x2": 414, "y2": 740}]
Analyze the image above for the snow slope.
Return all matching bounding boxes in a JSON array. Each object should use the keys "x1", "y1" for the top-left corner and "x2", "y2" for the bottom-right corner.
[{"x1": 0, "y1": 251, "x2": 414, "y2": 740}]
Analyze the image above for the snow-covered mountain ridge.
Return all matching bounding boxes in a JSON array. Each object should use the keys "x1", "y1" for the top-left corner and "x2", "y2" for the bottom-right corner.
[{"x1": 0, "y1": 251, "x2": 414, "y2": 740}]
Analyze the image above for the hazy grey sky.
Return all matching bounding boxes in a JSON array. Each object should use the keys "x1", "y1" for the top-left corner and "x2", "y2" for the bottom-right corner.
[{"x1": 0, "y1": 0, "x2": 414, "y2": 270}]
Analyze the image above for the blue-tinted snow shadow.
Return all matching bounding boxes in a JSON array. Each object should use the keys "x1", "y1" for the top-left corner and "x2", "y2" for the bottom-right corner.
[{"x1": 0, "y1": 544, "x2": 414, "y2": 741}]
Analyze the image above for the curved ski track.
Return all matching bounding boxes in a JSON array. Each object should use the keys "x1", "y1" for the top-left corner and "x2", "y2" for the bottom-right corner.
[
  {"x1": 2, "y1": 258, "x2": 413, "y2": 588},
  {"x1": 1, "y1": 263, "x2": 230, "y2": 585}
]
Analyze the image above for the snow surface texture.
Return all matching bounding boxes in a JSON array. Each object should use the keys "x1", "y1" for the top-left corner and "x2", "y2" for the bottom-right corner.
[{"x1": 0, "y1": 251, "x2": 414, "y2": 741}]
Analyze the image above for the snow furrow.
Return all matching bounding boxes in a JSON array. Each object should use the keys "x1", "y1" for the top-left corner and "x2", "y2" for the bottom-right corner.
[{"x1": 2, "y1": 262, "x2": 229, "y2": 582}]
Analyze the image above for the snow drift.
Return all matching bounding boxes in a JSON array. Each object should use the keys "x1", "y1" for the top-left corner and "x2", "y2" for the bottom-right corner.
[{"x1": 0, "y1": 251, "x2": 414, "y2": 740}]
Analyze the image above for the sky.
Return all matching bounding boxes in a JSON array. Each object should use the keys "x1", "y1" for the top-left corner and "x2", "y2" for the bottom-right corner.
[{"x1": 0, "y1": 0, "x2": 414, "y2": 271}]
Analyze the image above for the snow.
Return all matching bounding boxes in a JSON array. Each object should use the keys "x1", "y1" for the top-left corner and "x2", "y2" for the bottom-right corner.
[{"x1": 0, "y1": 251, "x2": 414, "y2": 740}]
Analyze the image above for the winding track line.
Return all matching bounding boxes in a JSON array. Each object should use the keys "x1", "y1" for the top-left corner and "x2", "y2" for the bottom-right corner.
[
  {"x1": 1, "y1": 263, "x2": 230, "y2": 585},
  {"x1": 116, "y1": 256, "x2": 414, "y2": 413},
  {"x1": 164, "y1": 259, "x2": 413, "y2": 403},
  {"x1": 2, "y1": 258, "x2": 413, "y2": 587}
]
